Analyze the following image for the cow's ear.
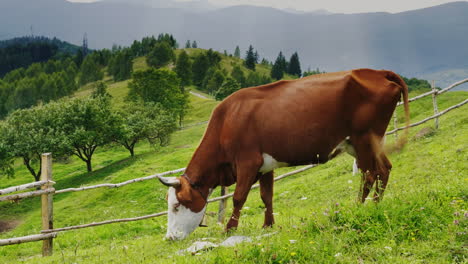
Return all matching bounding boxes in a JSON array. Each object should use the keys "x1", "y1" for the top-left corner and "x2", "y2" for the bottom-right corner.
[{"x1": 158, "y1": 176, "x2": 181, "y2": 187}]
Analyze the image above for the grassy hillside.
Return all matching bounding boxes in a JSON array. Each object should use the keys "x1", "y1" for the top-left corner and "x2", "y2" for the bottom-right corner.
[{"x1": 0, "y1": 65, "x2": 467, "y2": 263}]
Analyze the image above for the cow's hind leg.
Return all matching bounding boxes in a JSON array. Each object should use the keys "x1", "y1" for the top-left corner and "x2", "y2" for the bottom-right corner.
[
  {"x1": 352, "y1": 132, "x2": 391, "y2": 203},
  {"x1": 260, "y1": 171, "x2": 274, "y2": 228},
  {"x1": 373, "y1": 154, "x2": 392, "y2": 202},
  {"x1": 226, "y1": 155, "x2": 262, "y2": 231}
]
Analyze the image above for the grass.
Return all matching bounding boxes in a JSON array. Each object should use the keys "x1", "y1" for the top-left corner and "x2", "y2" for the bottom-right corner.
[{"x1": 0, "y1": 61, "x2": 467, "y2": 263}]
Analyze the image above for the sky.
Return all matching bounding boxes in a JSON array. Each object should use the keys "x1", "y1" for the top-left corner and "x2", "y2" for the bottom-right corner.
[{"x1": 67, "y1": 0, "x2": 466, "y2": 13}]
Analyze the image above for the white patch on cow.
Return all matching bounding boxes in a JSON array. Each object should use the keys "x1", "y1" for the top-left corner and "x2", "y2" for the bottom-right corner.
[
  {"x1": 259, "y1": 153, "x2": 288, "y2": 174},
  {"x1": 165, "y1": 187, "x2": 206, "y2": 240}
]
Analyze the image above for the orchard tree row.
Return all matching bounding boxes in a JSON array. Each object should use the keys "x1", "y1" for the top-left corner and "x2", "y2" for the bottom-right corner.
[{"x1": 0, "y1": 75, "x2": 188, "y2": 181}]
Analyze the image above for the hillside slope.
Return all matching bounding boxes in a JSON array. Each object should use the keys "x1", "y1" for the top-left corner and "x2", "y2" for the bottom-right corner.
[{"x1": 0, "y1": 78, "x2": 467, "y2": 263}]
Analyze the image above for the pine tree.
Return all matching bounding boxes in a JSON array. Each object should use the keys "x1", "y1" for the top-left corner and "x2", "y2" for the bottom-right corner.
[
  {"x1": 78, "y1": 55, "x2": 104, "y2": 85},
  {"x1": 214, "y1": 77, "x2": 240, "y2": 100},
  {"x1": 271, "y1": 51, "x2": 287, "y2": 80},
  {"x1": 234, "y1": 46, "x2": 241, "y2": 58},
  {"x1": 185, "y1": 40, "x2": 191, "y2": 49},
  {"x1": 146, "y1": 42, "x2": 175, "y2": 68},
  {"x1": 108, "y1": 49, "x2": 133, "y2": 81},
  {"x1": 244, "y1": 45, "x2": 256, "y2": 71},
  {"x1": 75, "y1": 49, "x2": 84, "y2": 67},
  {"x1": 192, "y1": 53, "x2": 209, "y2": 87},
  {"x1": 91, "y1": 81, "x2": 111, "y2": 99},
  {"x1": 287, "y1": 52, "x2": 302, "y2": 78},
  {"x1": 130, "y1": 40, "x2": 142, "y2": 57},
  {"x1": 203, "y1": 69, "x2": 225, "y2": 94},
  {"x1": 82, "y1": 33, "x2": 89, "y2": 57},
  {"x1": 192, "y1": 41, "x2": 198, "y2": 48},
  {"x1": 231, "y1": 65, "x2": 246, "y2": 87},
  {"x1": 175, "y1": 50, "x2": 192, "y2": 87}
]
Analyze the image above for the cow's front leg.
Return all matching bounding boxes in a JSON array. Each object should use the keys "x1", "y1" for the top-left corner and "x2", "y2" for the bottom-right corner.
[
  {"x1": 260, "y1": 171, "x2": 274, "y2": 228},
  {"x1": 226, "y1": 156, "x2": 262, "y2": 231},
  {"x1": 226, "y1": 179, "x2": 254, "y2": 231}
]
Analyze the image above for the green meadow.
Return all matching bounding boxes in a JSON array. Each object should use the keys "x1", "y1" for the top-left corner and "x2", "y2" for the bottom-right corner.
[{"x1": 0, "y1": 57, "x2": 467, "y2": 263}]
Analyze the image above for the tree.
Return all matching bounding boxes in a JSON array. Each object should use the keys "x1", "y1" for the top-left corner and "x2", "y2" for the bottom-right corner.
[
  {"x1": 185, "y1": 40, "x2": 191, "y2": 49},
  {"x1": 130, "y1": 40, "x2": 143, "y2": 57},
  {"x1": 75, "y1": 49, "x2": 84, "y2": 68},
  {"x1": 231, "y1": 65, "x2": 246, "y2": 87},
  {"x1": 234, "y1": 46, "x2": 241, "y2": 58},
  {"x1": 271, "y1": 51, "x2": 287, "y2": 80},
  {"x1": 108, "y1": 49, "x2": 133, "y2": 81},
  {"x1": 128, "y1": 69, "x2": 189, "y2": 126},
  {"x1": 141, "y1": 36, "x2": 157, "y2": 55},
  {"x1": 261, "y1": 58, "x2": 270, "y2": 65},
  {"x1": 287, "y1": 52, "x2": 302, "y2": 78},
  {"x1": 7, "y1": 78, "x2": 37, "y2": 111},
  {"x1": 175, "y1": 50, "x2": 192, "y2": 87},
  {"x1": 192, "y1": 40, "x2": 198, "y2": 48},
  {"x1": 0, "y1": 81, "x2": 13, "y2": 118},
  {"x1": 91, "y1": 81, "x2": 111, "y2": 99},
  {"x1": 203, "y1": 68, "x2": 225, "y2": 94},
  {"x1": 157, "y1": 33, "x2": 178, "y2": 48},
  {"x1": 0, "y1": 124, "x2": 15, "y2": 179},
  {"x1": 78, "y1": 55, "x2": 104, "y2": 85},
  {"x1": 146, "y1": 42, "x2": 175, "y2": 68},
  {"x1": 43, "y1": 60, "x2": 58, "y2": 74},
  {"x1": 114, "y1": 103, "x2": 177, "y2": 157},
  {"x1": 192, "y1": 53, "x2": 210, "y2": 87},
  {"x1": 244, "y1": 45, "x2": 256, "y2": 71},
  {"x1": 215, "y1": 78, "x2": 241, "y2": 100},
  {"x1": 302, "y1": 67, "x2": 325, "y2": 77},
  {"x1": 25, "y1": 63, "x2": 42, "y2": 78},
  {"x1": 57, "y1": 96, "x2": 119, "y2": 172},
  {"x1": 82, "y1": 33, "x2": 89, "y2": 57},
  {"x1": 4, "y1": 104, "x2": 70, "y2": 180},
  {"x1": 206, "y1": 49, "x2": 222, "y2": 66},
  {"x1": 93, "y1": 49, "x2": 112, "y2": 67}
]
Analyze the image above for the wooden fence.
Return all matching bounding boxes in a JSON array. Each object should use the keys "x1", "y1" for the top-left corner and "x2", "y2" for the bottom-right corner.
[{"x1": 1, "y1": 78, "x2": 467, "y2": 257}]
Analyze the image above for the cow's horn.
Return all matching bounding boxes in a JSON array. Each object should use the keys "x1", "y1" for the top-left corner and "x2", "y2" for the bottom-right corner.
[{"x1": 158, "y1": 176, "x2": 181, "y2": 187}]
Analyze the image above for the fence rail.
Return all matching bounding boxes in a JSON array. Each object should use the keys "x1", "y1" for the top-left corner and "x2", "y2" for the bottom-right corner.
[
  {"x1": 387, "y1": 98, "x2": 468, "y2": 135},
  {"x1": 0, "y1": 181, "x2": 52, "y2": 196},
  {"x1": 55, "y1": 168, "x2": 185, "y2": 194},
  {"x1": 0, "y1": 188, "x2": 55, "y2": 202},
  {"x1": 41, "y1": 165, "x2": 316, "y2": 234},
  {"x1": 396, "y1": 78, "x2": 468, "y2": 106},
  {"x1": 1, "y1": 78, "x2": 467, "y2": 257},
  {"x1": 0, "y1": 233, "x2": 57, "y2": 246}
]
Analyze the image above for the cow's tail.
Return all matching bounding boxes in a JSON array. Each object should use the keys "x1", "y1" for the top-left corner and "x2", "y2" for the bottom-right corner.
[{"x1": 386, "y1": 72, "x2": 410, "y2": 149}]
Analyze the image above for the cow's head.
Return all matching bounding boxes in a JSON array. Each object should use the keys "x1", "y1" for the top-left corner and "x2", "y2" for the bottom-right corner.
[{"x1": 158, "y1": 175, "x2": 207, "y2": 240}]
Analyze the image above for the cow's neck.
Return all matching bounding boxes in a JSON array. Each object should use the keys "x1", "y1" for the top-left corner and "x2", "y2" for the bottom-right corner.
[{"x1": 184, "y1": 139, "x2": 221, "y2": 197}]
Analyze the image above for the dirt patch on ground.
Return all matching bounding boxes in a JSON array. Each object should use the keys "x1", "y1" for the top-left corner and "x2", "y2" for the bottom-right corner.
[{"x1": 0, "y1": 220, "x2": 21, "y2": 233}]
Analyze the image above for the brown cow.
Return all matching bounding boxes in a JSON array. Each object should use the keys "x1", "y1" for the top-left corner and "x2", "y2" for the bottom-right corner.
[{"x1": 159, "y1": 68, "x2": 410, "y2": 240}]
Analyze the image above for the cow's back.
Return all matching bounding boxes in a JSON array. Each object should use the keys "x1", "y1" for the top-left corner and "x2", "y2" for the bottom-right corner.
[{"x1": 213, "y1": 69, "x2": 402, "y2": 165}]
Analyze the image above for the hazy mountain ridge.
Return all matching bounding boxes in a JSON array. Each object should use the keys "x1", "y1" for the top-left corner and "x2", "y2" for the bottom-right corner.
[
  {"x1": 0, "y1": 36, "x2": 81, "y2": 53},
  {"x1": 1, "y1": 0, "x2": 467, "y2": 87}
]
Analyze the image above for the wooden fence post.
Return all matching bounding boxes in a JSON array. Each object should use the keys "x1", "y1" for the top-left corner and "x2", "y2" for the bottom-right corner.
[
  {"x1": 217, "y1": 187, "x2": 228, "y2": 224},
  {"x1": 40, "y1": 153, "x2": 54, "y2": 256},
  {"x1": 431, "y1": 80, "x2": 439, "y2": 129}
]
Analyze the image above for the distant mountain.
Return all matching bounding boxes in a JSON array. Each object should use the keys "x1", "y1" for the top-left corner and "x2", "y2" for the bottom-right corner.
[
  {"x1": 0, "y1": 35, "x2": 81, "y2": 76},
  {"x1": 0, "y1": 36, "x2": 80, "y2": 54},
  {"x1": 1, "y1": 0, "x2": 467, "y2": 85}
]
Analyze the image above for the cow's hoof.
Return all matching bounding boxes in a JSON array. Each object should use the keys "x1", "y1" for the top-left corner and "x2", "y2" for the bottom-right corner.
[{"x1": 226, "y1": 219, "x2": 238, "y2": 232}]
